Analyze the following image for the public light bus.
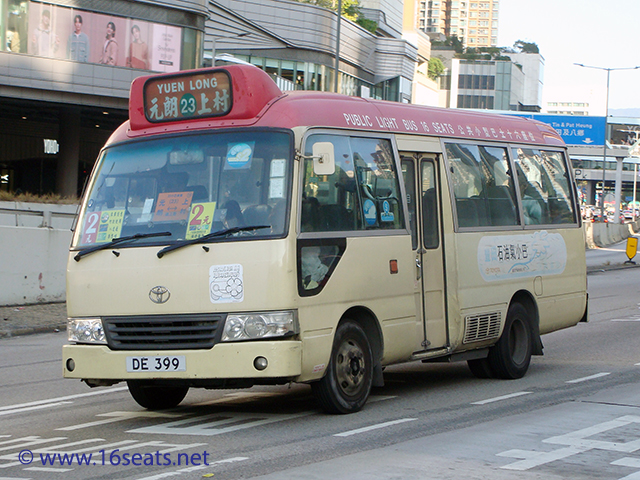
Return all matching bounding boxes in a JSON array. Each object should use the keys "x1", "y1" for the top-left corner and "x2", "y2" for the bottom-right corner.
[{"x1": 62, "y1": 65, "x2": 588, "y2": 414}]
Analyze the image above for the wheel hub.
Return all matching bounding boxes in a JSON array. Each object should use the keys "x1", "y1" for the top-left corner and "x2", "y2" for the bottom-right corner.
[{"x1": 336, "y1": 340, "x2": 365, "y2": 395}]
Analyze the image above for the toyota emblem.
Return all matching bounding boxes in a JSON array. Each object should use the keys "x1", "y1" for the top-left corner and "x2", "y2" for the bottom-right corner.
[{"x1": 149, "y1": 286, "x2": 170, "y2": 304}]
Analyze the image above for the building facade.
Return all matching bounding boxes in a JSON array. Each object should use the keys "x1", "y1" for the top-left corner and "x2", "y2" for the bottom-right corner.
[
  {"x1": 206, "y1": 0, "x2": 420, "y2": 103},
  {"x1": 423, "y1": 0, "x2": 499, "y2": 48},
  {"x1": 0, "y1": 0, "x2": 429, "y2": 197},
  {"x1": 436, "y1": 53, "x2": 543, "y2": 111},
  {"x1": 0, "y1": 0, "x2": 207, "y2": 197}
]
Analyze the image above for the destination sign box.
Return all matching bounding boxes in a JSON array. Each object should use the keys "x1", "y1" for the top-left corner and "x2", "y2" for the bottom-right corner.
[{"x1": 143, "y1": 70, "x2": 232, "y2": 123}]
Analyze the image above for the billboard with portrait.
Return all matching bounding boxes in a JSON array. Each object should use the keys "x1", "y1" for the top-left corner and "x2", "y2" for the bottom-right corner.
[{"x1": 21, "y1": 1, "x2": 182, "y2": 72}]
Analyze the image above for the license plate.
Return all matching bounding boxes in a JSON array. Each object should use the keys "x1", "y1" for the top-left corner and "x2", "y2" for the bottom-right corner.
[{"x1": 126, "y1": 355, "x2": 186, "y2": 372}]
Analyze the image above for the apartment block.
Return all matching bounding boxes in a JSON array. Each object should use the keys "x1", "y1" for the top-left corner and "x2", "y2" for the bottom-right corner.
[{"x1": 423, "y1": 0, "x2": 499, "y2": 48}]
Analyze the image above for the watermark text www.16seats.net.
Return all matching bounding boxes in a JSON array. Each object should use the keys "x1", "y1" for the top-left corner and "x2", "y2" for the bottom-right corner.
[{"x1": 18, "y1": 449, "x2": 211, "y2": 467}]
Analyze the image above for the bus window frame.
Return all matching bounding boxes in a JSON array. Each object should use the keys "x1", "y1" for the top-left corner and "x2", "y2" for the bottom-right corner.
[
  {"x1": 510, "y1": 146, "x2": 581, "y2": 229},
  {"x1": 441, "y1": 138, "x2": 579, "y2": 233},
  {"x1": 71, "y1": 127, "x2": 297, "y2": 250},
  {"x1": 297, "y1": 129, "x2": 411, "y2": 240}
]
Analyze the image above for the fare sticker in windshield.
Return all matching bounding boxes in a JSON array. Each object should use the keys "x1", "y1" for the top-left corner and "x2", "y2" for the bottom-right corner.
[
  {"x1": 187, "y1": 202, "x2": 216, "y2": 240},
  {"x1": 144, "y1": 71, "x2": 232, "y2": 122},
  {"x1": 81, "y1": 210, "x2": 124, "y2": 244},
  {"x1": 153, "y1": 192, "x2": 193, "y2": 222}
]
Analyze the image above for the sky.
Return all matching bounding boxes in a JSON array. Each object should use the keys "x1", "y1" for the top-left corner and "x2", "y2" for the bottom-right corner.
[{"x1": 498, "y1": 0, "x2": 640, "y2": 115}]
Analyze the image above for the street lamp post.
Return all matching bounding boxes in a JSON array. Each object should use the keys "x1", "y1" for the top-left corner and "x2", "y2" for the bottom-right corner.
[
  {"x1": 208, "y1": 32, "x2": 251, "y2": 66},
  {"x1": 334, "y1": 0, "x2": 342, "y2": 93},
  {"x1": 574, "y1": 63, "x2": 640, "y2": 222}
]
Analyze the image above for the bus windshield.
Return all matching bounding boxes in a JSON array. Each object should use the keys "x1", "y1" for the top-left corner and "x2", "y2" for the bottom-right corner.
[{"x1": 73, "y1": 129, "x2": 292, "y2": 249}]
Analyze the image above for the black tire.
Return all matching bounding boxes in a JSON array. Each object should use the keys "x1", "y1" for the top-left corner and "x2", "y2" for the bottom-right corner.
[
  {"x1": 487, "y1": 303, "x2": 533, "y2": 379},
  {"x1": 467, "y1": 357, "x2": 494, "y2": 379},
  {"x1": 311, "y1": 320, "x2": 373, "y2": 414},
  {"x1": 127, "y1": 381, "x2": 189, "y2": 410}
]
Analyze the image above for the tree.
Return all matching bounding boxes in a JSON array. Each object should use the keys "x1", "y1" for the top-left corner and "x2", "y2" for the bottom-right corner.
[
  {"x1": 513, "y1": 40, "x2": 539, "y2": 53},
  {"x1": 294, "y1": 0, "x2": 377, "y2": 34},
  {"x1": 427, "y1": 57, "x2": 445, "y2": 80}
]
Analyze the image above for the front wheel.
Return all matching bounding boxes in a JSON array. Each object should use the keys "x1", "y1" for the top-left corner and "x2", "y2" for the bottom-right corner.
[
  {"x1": 127, "y1": 381, "x2": 189, "y2": 410},
  {"x1": 311, "y1": 320, "x2": 373, "y2": 414},
  {"x1": 487, "y1": 303, "x2": 533, "y2": 379}
]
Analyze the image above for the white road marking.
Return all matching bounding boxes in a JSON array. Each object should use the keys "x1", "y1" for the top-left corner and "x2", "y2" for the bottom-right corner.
[
  {"x1": 0, "y1": 402, "x2": 73, "y2": 417},
  {"x1": 611, "y1": 318, "x2": 640, "y2": 322},
  {"x1": 0, "y1": 437, "x2": 67, "y2": 454},
  {"x1": 334, "y1": 418, "x2": 417, "y2": 437},
  {"x1": 128, "y1": 411, "x2": 311, "y2": 436},
  {"x1": 471, "y1": 391, "x2": 532, "y2": 405},
  {"x1": 134, "y1": 456, "x2": 248, "y2": 480},
  {"x1": 612, "y1": 457, "x2": 640, "y2": 468},
  {"x1": 57, "y1": 411, "x2": 181, "y2": 431},
  {"x1": 612, "y1": 457, "x2": 640, "y2": 480},
  {"x1": 566, "y1": 372, "x2": 611, "y2": 383},
  {"x1": 498, "y1": 445, "x2": 591, "y2": 470},
  {"x1": 24, "y1": 467, "x2": 73, "y2": 472},
  {"x1": 498, "y1": 415, "x2": 640, "y2": 471},
  {"x1": 0, "y1": 386, "x2": 128, "y2": 415}
]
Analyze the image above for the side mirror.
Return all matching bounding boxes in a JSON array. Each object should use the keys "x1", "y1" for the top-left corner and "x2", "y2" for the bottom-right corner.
[{"x1": 312, "y1": 142, "x2": 335, "y2": 175}]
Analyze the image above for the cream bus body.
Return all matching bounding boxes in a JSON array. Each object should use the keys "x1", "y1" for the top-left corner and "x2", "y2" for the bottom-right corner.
[{"x1": 63, "y1": 65, "x2": 587, "y2": 413}]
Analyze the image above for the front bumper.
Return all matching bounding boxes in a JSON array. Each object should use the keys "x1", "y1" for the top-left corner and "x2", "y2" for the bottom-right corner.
[{"x1": 63, "y1": 340, "x2": 302, "y2": 380}]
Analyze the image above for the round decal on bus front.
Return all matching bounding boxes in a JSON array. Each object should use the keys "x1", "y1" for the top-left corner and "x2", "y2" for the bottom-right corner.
[
  {"x1": 209, "y1": 264, "x2": 244, "y2": 303},
  {"x1": 226, "y1": 143, "x2": 253, "y2": 169}
]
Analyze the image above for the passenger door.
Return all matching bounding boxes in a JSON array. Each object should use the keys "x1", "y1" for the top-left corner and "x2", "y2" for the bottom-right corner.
[{"x1": 401, "y1": 154, "x2": 448, "y2": 352}]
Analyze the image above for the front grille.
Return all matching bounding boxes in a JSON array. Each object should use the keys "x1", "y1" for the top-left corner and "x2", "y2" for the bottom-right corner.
[
  {"x1": 103, "y1": 314, "x2": 224, "y2": 350},
  {"x1": 463, "y1": 312, "x2": 501, "y2": 344}
]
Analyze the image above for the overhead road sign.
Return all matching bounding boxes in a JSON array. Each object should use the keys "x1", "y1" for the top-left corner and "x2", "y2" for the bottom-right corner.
[{"x1": 506, "y1": 113, "x2": 606, "y2": 146}]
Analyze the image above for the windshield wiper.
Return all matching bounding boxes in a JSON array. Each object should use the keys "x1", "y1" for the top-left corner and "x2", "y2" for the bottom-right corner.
[
  {"x1": 74, "y1": 231, "x2": 172, "y2": 262},
  {"x1": 157, "y1": 225, "x2": 270, "y2": 258}
]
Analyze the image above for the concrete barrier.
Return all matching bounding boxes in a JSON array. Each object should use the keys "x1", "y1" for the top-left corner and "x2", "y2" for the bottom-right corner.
[
  {"x1": 0, "y1": 202, "x2": 76, "y2": 306},
  {"x1": 585, "y1": 218, "x2": 640, "y2": 249},
  {"x1": 0, "y1": 201, "x2": 77, "y2": 229}
]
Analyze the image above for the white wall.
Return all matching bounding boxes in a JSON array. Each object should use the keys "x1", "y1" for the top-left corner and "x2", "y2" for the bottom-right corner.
[{"x1": 0, "y1": 203, "x2": 75, "y2": 306}]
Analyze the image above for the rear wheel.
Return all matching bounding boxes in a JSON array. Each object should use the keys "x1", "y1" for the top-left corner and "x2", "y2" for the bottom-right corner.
[
  {"x1": 127, "y1": 381, "x2": 189, "y2": 410},
  {"x1": 311, "y1": 320, "x2": 373, "y2": 414},
  {"x1": 487, "y1": 303, "x2": 533, "y2": 379}
]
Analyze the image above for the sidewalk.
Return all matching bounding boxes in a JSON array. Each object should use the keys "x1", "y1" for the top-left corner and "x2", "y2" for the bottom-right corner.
[
  {"x1": 1, "y1": 240, "x2": 638, "y2": 338},
  {"x1": 0, "y1": 302, "x2": 66, "y2": 338},
  {"x1": 585, "y1": 236, "x2": 640, "y2": 272}
]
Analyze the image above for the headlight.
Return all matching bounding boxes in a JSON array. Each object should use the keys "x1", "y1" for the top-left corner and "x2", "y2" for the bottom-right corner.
[
  {"x1": 68, "y1": 318, "x2": 107, "y2": 344},
  {"x1": 222, "y1": 311, "x2": 297, "y2": 341}
]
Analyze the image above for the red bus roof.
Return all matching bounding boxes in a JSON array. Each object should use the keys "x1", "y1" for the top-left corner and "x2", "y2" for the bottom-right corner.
[{"x1": 113, "y1": 64, "x2": 563, "y2": 147}]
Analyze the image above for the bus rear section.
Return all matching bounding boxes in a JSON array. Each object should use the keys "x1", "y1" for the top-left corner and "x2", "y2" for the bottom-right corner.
[{"x1": 63, "y1": 64, "x2": 587, "y2": 414}]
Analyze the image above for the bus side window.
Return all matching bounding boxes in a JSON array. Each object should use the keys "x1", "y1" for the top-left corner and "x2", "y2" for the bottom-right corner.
[
  {"x1": 480, "y1": 146, "x2": 518, "y2": 226},
  {"x1": 421, "y1": 160, "x2": 439, "y2": 249},
  {"x1": 446, "y1": 142, "x2": 519, "y2": 228},
  {"x1": 302, "y1": 134, "x2": 404, "y2": 233},
  {"x1": 513, "y1": 148, "x2": 577, "y2": 225},
  {"x1": 541, "y1": 150, "x2": 576, "y2": 223}
]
